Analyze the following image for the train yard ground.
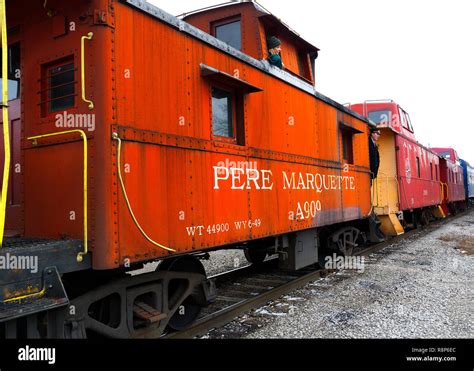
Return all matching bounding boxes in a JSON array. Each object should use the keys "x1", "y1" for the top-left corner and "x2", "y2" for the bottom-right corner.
[{"x1": 198, "y1": 210, "x2": 473, "y2": 339}]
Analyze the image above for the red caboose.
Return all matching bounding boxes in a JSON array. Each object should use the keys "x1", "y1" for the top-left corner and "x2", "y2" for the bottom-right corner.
[
  {"x1": 350, "y1": 101, "x2": 444, "y2": 235},
  {"x1": 431, "y1": 148, "x2": 466, "y2": 214}
]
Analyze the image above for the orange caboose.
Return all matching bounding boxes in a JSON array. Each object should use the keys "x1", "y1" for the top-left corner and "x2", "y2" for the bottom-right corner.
[{"x1": 0, "y1": 0, "x2": 375, "y2": 338}]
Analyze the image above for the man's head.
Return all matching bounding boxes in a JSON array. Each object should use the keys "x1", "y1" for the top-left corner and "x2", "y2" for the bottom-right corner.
[
  {"x1": 371, "y1": 128, "x2": 381, "y2": 141},
  {"x1": 267, "y1": 36, "x2": 282, "y2": 55}
]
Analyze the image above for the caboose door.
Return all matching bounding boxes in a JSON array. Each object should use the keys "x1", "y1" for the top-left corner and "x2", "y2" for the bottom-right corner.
[{"x1": 0, "y1": 34, "x2": 23, "y2": 236}]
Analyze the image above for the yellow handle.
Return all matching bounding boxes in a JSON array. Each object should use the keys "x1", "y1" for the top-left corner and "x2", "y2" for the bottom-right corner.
[
  {"x1": 443, "y1": 183, "x2": 449, "y2": 200},
  {"x1": 112, "y1": 132, "x2": 175, "y2": 253},
  {"x1": 0, "y1": 0, "x2": 10, "y2": 248},
  {"x1": 3, "y1": 287, "x2": 46, "y2": 304},
  {"x1": 81, "y1": 32, "x2": 94, "y2": 110},
  {"x1": 28, "y1": 130, "x2": 89, "y2": 262}
]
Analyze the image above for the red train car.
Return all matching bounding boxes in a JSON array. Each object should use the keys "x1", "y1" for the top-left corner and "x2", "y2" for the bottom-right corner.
[
  {"x1": 0, "y1": 0, "x2": 376, "y2": 338},
  {"x1": 431, "y1": 148, "x2": 466, "y2": 214},
  {"x1": 350, "y1": 101, "x2": 443, "y2": 234}
]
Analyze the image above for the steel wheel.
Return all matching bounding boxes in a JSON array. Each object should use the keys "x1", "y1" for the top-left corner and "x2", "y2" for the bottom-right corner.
[
  {"x1": 159, "y1": 256, "x2": 206, "y2": 331},
  {"x1": 244, "y1": 248, "x2": 267, "y2": 265}
]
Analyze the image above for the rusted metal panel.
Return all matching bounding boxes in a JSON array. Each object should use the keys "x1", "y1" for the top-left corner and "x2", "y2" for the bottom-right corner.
[
  {"x1": 123, "y1": 0, "x2": 371, "y2": 125},
  {"x1": 182, "y1": 2, "x2": 264, "y2": 62},
  {"x1": 51, "y1": 15, "x2": 67, "y2": 38},
  {"x1": 1, "y1": 0, "x2": 373, "y2": 271},
  {"x1": 110, "y1": 0, "x2": 371, "y2": 266}
]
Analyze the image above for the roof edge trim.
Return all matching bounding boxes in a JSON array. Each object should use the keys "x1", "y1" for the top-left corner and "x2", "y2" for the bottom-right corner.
[{"x1": 122, "y1": 0, "x2": 372, "y2": 125}]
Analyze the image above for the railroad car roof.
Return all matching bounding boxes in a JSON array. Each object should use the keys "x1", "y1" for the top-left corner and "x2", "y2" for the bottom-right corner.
[
  {"x1": 122, "y1": 0, "x2": 373, "y2": 127},
  {"x1": 180, "y1": 1, "x2": 320, "y2": 54}
]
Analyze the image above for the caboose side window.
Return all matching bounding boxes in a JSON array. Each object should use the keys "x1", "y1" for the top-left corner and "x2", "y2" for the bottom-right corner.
[
  {"x1": 212, "y1": 18, "x2": 242, "y2": 51},
  {"x1": 41, "y1": 56, "x2": 75, "y2": 116},
  {"x1": 368, "y1": 110, "x2": 391, "y2": 125},
  {"x1": 416, "y1": 157, "x2": 421, "y2": 178},
  {"x1": 212, "y1": 87, "x2": 235, "y2": 139},
  {"x1": 341, "y1": 129, "x2": 354, "y2": 164}
]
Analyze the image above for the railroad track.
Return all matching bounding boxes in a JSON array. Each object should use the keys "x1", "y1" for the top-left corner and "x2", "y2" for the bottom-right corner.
[{"x1": 158, "y1": 210, "x2": 471, "y2": 339}]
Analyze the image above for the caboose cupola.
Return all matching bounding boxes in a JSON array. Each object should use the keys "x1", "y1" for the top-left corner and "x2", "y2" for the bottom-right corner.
[{"x1": 182, "y1": 1, "x2": 320, "y2": 84}]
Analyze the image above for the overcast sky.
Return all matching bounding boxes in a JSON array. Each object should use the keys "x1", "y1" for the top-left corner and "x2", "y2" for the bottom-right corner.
[{"x1": 150, "y1": 0, "x2": 474, "y2": 163}]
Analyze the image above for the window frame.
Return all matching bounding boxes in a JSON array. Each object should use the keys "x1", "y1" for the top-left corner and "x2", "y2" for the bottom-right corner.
[
  {"x1": 415, "y1": 157, "x2": 421, "y2": 178},
  {"x1": 399, "y1": 107, "x2": 414, "y2": 133},
  {"x1": 211, "y1": 84, "x2": 238, "y2": 144},
  {"x1": 211, "y1": 16, "x2": 242, "y2": 51},
  {"x1": 338, "y1": 122, "x2": 362, "y2": 165},
  {"x1": 341, "y1": 129, "x2": 354, "y2": 165},
  {"x1": 368, "y1": 110, "x2": 391, "y2": 125},
  {"x1": 40, "y1": 55, "x2": 77, "y2": 118}
]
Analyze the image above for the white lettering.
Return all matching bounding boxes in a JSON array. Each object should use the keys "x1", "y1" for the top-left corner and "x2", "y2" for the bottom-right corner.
[{"x1": 18, "y1": 346, "x2": 56, "y2": 365}]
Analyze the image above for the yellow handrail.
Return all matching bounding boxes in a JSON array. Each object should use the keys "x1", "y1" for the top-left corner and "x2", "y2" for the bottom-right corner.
[
  {"x1": 0, "y1": 0, "x2": 10, "y2": 248},
  {"x1": 3, "y1": 287, "x2": 46, "y2": 304},
  {"x1": 27, "y1": 130, "x2": 89, "y2": 262},
  {"x1": 112, "y1": 132, "x2": 175, "y2": 253},
  {"x1": 442, "y1": 182, "x2": 449, "y2": 202},
  {"x1": 81, "y1": 32, "x2": 94, "y2": 110}
]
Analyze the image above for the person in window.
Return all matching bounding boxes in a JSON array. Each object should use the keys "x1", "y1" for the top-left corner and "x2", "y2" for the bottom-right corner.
[
  {"x1": 369, "y1": 128, "x2": 381, "y2": 184},
  {"x1": 267, "y1": 36, "x2": 284, "y2": 69}
]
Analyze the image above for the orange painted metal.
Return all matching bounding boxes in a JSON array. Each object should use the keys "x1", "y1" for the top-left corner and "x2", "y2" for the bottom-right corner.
[
  {"x1": 183, "y1": 3, "x2": 318, "y2": 83},
  {"x1": 182, "y1": 3, "x2": 266, "y2": 62},
  {"x1": 1, "y1": 0, "x2": 372, "y2": 271}
]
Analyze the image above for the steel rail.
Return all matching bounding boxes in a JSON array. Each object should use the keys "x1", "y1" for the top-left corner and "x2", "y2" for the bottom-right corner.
[{"x1": 164, "y1": 209, "x2": 471, "y2": 339}]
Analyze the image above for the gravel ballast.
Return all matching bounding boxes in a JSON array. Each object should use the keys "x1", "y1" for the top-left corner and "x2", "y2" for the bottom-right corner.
[{"x1": 206, "y1": 211, "x2": 474, "y2": 339}]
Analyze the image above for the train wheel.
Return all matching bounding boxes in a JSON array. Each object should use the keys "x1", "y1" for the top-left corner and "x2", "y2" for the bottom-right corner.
[
  {"x1": 328, "y1": 227, "x2": 362, "y2": 256},
  {"x1": 420, "y1": 210, "x2": 431, "y2": 226},
  {"x1": 158, "y1": 256, "x2": 206, "y2": 331},
  {"x1": 244, "y1": 248, "x2": 267, "y2": 265}
]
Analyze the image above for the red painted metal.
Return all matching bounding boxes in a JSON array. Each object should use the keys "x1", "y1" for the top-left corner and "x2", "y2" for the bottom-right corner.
[
  {"x1": 432, "y1": 149, "x2": 465, "y2": 213},
  {"x1": 351, "y1": 101, "x2": 443, "y2": 211},
  {"x1": 395, "y1": 134, "x2": 442, "y2": 211}
]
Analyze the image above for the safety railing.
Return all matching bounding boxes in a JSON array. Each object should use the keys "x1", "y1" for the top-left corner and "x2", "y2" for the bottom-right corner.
[
  {"x1": 440, "y1": 182, "x2": 449, "y2": 203},
  {"x1": 81, "y1": 32, "x2": 94, "y2": 110},
  {"x1": 0, "y1": 0, "x2": 10, "y2": 248}
]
